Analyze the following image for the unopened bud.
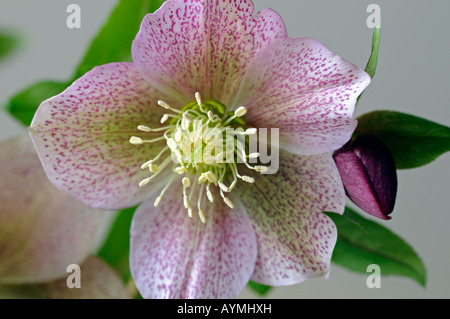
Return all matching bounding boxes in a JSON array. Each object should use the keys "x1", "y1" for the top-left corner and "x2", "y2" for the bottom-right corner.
[{"x1": 333, "y1": 134, "x2": 397, "y2": 220}]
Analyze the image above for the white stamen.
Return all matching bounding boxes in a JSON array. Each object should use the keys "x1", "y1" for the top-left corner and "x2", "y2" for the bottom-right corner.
[
  {"x1": 173, "y1": 149, "x2": 183, "y2": 164},
  {"x1": 206, "y1": 187, "x2": 214, "y2": 203},
  {"x1": 129, "y1": 136, "x2": 143, "y2": 145},
  {"x1": 149, "y1": 164, "x2": 159, "y2": 173},
  {"x1": 154, "y1": 196, "x2": 162, "y2": 207},
  {"x1": 219, "y1": 182, "x2": 229, "y2": 193},
  {"x1": 241, "y1": 175, "x2": 255, "y2": 183},
  {"x1": 174, "y1": 166, "x2": 186, "y2": 174},
  {"x1": 205, "y1": 171, "x2": 218, "y2": 185},
  {"x1": 241, "y1": 150, "x2": 247, "y2": 163},
  {"x1": 198, "y1": 210, "x2": 206, "y2": 224},
  {"x1": 183, "y1": 195, "x2": 189, "y2": 209},
  {"x1": 167, "y1": 138, "x2": 177, "y2": 151},
  {"x1": 198, "y1": 173, "x2": 208, "y2": 184},
  {"x1": 174, "y1": 130, "x2": 183, "y2": 142},
  {"x1": 182, "y1": 112, "x2": 193, "y2": 122},
  {"x1": 254, "y1": 166, "x2": 269, "y2": 173},
  {"x1": 139, "y1": 156, "x2": 172, "y2": 187},
  {"x1": 158, "y1": 100, "x2": 183, "y2": 114},
  {"x1": 141, "y1": 146, "x2": 169, "y2": 170},
  {"x1": 157, "y1": 100, "x2": 171, "y2": 109},
  {"x1": 138, "y1": 124, "x2": 174, "y2": 133},
  {"x1": 140, "y1": 160, "x2": 154, "y2": 169},
  {"x1": 248, "y1": 152, "x2": 260, "y2": 159},
  {"x1": 223, "y1": 197, "x2": 234, "y2": 209},
  {"x1": 234, "y1": 106, "x2": 247, "y2": 117},
  {"x1": 137, "y1": 125, "x2": 152, "y2": 132},
  {"x1": 182, "y1": 177, "x2": 191, "y2": 188},
  {"x1": 181, "y1": 117, "x2": 190, "y2": 130},
  {"x1": 228, "y1": 180, "x2": 237, "y2": 191},
  {"x1": 139, "y1": 177, "x2": 152, "y2": 187},
  {"x1": 130, "y1": 136, "x2": 165, "y2": 145},
  {"x1": 160, "y1": 114, "x2": 169, "y2": 123},
  {"x1": 196, "y1": 183, "x2": 206, "y2": 223},
  {"x1": 245, "y1": 128, "x2": 257, "y2": 135},
  {"x1": 154, "y1": 173, "x2": 176, "y2": 207},
  {"x1": 195, "y1": 92, "x2": 209, "y2": 113},
  {"x1": 195, "y1": 92, "x2": 202, "y2": 107}
]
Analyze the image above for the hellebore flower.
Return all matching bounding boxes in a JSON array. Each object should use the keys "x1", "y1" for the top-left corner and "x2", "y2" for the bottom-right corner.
[
  {"x1": 0, "y1": 136, "x2": 129, "y2": 299},
  {"x1": 333, "y1": 134, "x2": 398, "y2": 220},
  {"x1": 29, "y1": 0, "x2": 371, "y2": 298}
]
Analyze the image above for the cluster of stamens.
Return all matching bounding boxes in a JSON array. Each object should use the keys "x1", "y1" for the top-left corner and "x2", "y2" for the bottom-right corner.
[{"x1": 129, "y1": 92, "x2": 268, "y2": 224}]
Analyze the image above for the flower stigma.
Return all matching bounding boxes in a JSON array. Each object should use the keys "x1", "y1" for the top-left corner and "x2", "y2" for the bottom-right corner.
[{"x1": 129, "y1": 93, "x2": 268, "y2": 224}]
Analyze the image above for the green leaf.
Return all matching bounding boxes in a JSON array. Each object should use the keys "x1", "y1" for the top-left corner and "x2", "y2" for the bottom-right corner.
[
  {"x1": 0, "y1": 31, "x2": 18, "y2": 60},
  {"x1": 247, "y1": 281, "x2": 272, "y2": 296},
  {"x1": 97, "y1": 206, "x2": 136, "y2": 282},
  {"x1": 4, "y1": 81, "x2": 69, "y2": 126},
  {"x1": 326, "y1": 207, "x2": 426, "y2": 286},
  {"x1": 355, "y1": 111, "x2": 450, "y2": 169},
  {"x1": 365, "y1": 28, "x2": 380, "y2": 79},
  {"x1": 72, "y1": 0, "x2": 166, "y2": 80}
]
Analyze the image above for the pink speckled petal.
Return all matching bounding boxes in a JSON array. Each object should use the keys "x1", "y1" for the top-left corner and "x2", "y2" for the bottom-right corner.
[
  {"x1": 0, "y1": 257, "x2": 130, "y2": 299},
  {"x1": 0, "y1": 136, "x2": 107, "y2": 284},
  {"x1": 236, "y1": 150, "x2": 344, "y2": 285},
  {"x1": 132, "y1": 0, "x2": 286, "y2": 105},
  {"x1": 130, "y1": 182, "x2": 257, "y2": 299},
  {"x1": 236, "y1": 37, "x2": 371, "y2": 155},
  {"x1": 29, "y1": 62, "x2": 175, "y2": 209}
]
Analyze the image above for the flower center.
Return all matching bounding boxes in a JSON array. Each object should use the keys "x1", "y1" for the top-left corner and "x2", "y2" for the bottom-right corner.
[{"x1": 130, "y1": 92, "x2": 267, "y2": 223}]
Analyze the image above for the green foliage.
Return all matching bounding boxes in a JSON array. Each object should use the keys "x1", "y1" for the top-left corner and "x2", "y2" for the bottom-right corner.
[
  {"x1": 327, "y1": 207, "x2": 426, "y2": 286},
  {"x1": 247, "y1": 281, "x2": 272, "y2": 296},
  {"x1": 0, "y1": 31, "x2": 18, "y2": 60},
  {"x1": 356, "y1": 111, "x2": 450, "y2": 169},
  {"x1": 4, "y1": 81, "x2": 69, "y2": 126},
  {"x1": 97, "y1": 207, "x2": 136, "y2": 282},
  {"x1": 357, "y1": 28, "x2": 380, "y2": 105},
  {"x1": 365, "y1": 28, "x2": 380, "y2": 79},
  {"x1": 72, "y1": 0, "x2": 166, "y2": 80}
]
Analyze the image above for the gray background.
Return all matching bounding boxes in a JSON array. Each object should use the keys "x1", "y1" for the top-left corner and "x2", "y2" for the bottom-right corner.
[{"x1": 0, "y1": 0, "x2": 449, "y2": 298}]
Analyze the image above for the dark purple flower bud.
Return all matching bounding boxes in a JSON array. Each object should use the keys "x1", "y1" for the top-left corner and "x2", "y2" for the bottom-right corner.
[{"x1": 333, "y1": 134, "x2": 398, "y2": 220}]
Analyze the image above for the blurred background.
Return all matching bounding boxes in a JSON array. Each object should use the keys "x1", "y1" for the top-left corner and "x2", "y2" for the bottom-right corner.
[{"x1": 0, "y1": 0, "x2": 449, "y2": 298}]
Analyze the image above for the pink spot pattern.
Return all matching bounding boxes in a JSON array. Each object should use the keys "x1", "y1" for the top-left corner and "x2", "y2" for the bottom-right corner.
[
  {"x1": 236, "y1": 37, "x2": 370, "y2": 155},
  {"x1": 0, "y1": 136, "x2": 106, "y2": 284},
  {"x1": 30, "y1": 63, "x2": 174, "y2": 209},
  {"x1": 132, "y1": 0, "x2": 286, "y2": 105},
  {"x1": 236, "y1": 150, "x2": 344, "y2": 285},
  {"x1": 130, "y1": 183, "x2": 257, "y2": 298}
]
